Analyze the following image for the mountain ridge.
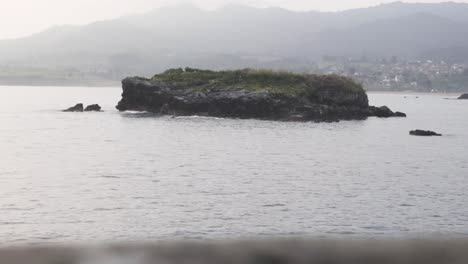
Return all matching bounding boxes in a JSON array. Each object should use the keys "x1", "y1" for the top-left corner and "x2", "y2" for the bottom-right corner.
[{"x1": 1, "y1": 2, "x2": 468, "y2": 86}]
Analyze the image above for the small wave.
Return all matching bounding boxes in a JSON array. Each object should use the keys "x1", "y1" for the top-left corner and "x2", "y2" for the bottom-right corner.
[
  {"x1": 362, "y1": 226, "x2": 388, "y2": 231},
  {"x1": 0, "y1": 222, "x2": 27, "y2": 225},
  {"x1": 100, "y1": 175, "x2": 121, "y2": 179},
  {"x1": 1, "y1": 207, "x2": 30, "y2": 211},
  {"x1": 34, "y1": 234, "x2": 70, "y2": 241},
  {"x1": 325, "y1": 231, "x2": 357, "y2": 235},
  {"x1": 173, "y1": 115, "x2": 226, "y2": 120},
  {"x1": 120, "y1": 111, "x2": 159, "y2": 118},
  {"x1": 93, "y1": 207, "x2": 124, "y2": 211},
  {"x1": 262, "y1": 204, "x2": 286, "y2": 207},
  {"x1": 399, "y1": 203, "x2": 415, "y2": 207},
  {"x1": 132, "y1": 197, "x2": 148, "y2": 200},
  {"x1": 123, "y1": 110, "x2": 150, "y2": 114}
]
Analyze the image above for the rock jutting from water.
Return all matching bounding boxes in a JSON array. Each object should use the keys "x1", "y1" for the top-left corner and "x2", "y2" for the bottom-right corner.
[
  {"x1": 63, "y1": 103, "x2": 84, "y2": 112},
  {"x1": 84, "y1": 104, "x2": 102, "y2": 112},
  {"x1": 116, "y1": 68, "x2": 406, "y2": 122},
  {"x1": 410, "y1": 130, "x2": 442, "y2": 136},
  {"x1": 458, "y1": 93, "x2": 468, "y2": 99}
]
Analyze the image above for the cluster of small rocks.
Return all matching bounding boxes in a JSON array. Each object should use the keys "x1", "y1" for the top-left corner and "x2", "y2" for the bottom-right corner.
[
  {"x1": 406, "y1": 92, "x2": 468, "y2": 136},
  {"x1": 63, "y1": 103, "x2": 102, "y2": 112}
]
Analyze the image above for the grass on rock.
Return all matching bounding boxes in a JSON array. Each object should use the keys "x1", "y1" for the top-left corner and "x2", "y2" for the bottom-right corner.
[{"x1": 149, "y1": 67, "x2": 365, "y2": 97}]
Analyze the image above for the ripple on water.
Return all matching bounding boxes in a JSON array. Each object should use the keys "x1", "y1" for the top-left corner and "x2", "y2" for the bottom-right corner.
[
  {"x1": 262, "y1": 204, "x2": 286, "y2": 207},
  {"x1": 1, "y1": 88, "x2": 468, "y2": 243},
  {"x1": 93, "y1": 208, "x2": 125, "y2": 212},
  {"x1": 399, "y1": 204, "x2": 415, "y2": 207},
  {"x1": 100, "y1": 175, "x2": 122, "y2": 179},
  {"x1": 1, "y1": 207, "x2": 31, "y2": 211},
  {"x1": 0, "y1": 222, "x2": 27, "y2": 225}
]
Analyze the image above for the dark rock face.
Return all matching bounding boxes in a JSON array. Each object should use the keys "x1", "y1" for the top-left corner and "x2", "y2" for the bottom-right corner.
[
  {"x1": 458, "y1": 93, "x2": 468, "y2": 99},
  {"x1": 116, "y1": 77, "x2": 406, "y2": 122},
  {"x1": 368, "y1": 106, "x2": 392, "y2": 118},
  {"x1": 410, "y1": 130, "x2": 442, "y2": 136},
  {"x1": 366, "y1": 106, "x2": 407, "y2": 118},
  {"x1": 63, "y1": 103, "x2": 84, "y2": 112},
  {"x1": 84, "y1": 104, "x2": 102, "y2": 112}
]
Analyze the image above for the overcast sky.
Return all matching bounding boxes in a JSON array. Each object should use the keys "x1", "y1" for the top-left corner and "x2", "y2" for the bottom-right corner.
[{"x1": 0, "y1": 0, "x2": 466, "y2": 39}]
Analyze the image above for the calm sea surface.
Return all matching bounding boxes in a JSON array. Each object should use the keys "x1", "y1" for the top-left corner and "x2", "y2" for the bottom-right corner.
[{"x1": 1, "y1": 86, "x2": 467, "y2": 245}]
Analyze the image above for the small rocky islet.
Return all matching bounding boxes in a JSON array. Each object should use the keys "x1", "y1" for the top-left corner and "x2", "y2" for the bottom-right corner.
[
  {"x1": 410, "y1": 130, "x2": 442, "y2": 137},
  {"x1": 84, "y1": 104, "x2": 102, "y2": 112},
  {"x1": 116, "y1": 68, "x2": 406, "y2": 122}
]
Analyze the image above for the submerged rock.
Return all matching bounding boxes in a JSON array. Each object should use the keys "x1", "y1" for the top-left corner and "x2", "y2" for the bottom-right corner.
[
  {"x1": 63, "y1": 103, "x2": 84, "y2": 112},
  {"x1": 116, "y1": 68, "x2": 406, "y2": 122},
  {"x1": 458, "y1": 93, "x2": 468, "y2": 100},
  {"x1": 410, "y1": 130, "x2": 442, "y2": 136},
  {"x1": 84, "y1": 104, "x2": 102, "y2": 112}
]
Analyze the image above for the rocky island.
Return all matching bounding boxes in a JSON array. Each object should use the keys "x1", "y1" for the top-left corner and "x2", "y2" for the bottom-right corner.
[{"x1": 116, "y1": 68, "x2": 405, "y2": 122}]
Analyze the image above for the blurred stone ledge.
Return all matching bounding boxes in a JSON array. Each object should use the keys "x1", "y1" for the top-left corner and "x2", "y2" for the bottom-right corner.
[{"x1": 1, "y1": 239, "x2": 468, "y2": 264}]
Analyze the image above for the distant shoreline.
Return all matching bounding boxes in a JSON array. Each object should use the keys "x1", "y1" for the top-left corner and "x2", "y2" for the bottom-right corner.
[
  {"x1": 0, "y1": 82, "x2": 464, "y2": 95},
  {"x1": 0, "y1": 80, "x2": 120, "y2": 87},
  {"x1": 367, "y1": 91, "x2": 462, "y2": 96}
]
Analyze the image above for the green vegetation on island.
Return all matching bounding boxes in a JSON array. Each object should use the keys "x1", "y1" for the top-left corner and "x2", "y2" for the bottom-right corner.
[{"x1": 151, "y1": 67, "x2": 366, "y2": 98}]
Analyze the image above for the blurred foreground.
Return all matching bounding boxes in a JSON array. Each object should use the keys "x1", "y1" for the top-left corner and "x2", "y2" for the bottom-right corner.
[{"x1": 1, "y1": 240, "x2": 468, "y2": 264}]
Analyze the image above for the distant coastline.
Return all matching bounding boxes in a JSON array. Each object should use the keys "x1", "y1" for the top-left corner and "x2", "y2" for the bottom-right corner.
[
  {"x1": 0, "y1": 78, "x2": 120, "y2": 87},
  {"x1": 367, "y1": 91, "x2": 462, "y2": 96},
  {"x1": 0, "y1": 77, "x2": 464, "y2": 94}
]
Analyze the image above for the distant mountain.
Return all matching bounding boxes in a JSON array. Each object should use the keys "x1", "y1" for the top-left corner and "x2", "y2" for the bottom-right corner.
[
  {"x1": 311, "y1": 13, "x2": 468, "y2": 58},
  {"x1": 328, "y1": 1, "x2": 468, "y2": 25},
  {"x1": 1, "y1": 2, "x2": 468, "y2": 84}
]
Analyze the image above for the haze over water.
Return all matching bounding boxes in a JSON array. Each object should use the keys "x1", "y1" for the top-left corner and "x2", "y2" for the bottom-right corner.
[{"x1": 1, "y1": 86, "x2": 467, "y2": 245}]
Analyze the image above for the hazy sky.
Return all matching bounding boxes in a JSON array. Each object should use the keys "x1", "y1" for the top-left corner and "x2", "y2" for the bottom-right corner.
[{"x1": 0, "y1": 0, "x2": 466, "y2": 39}]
